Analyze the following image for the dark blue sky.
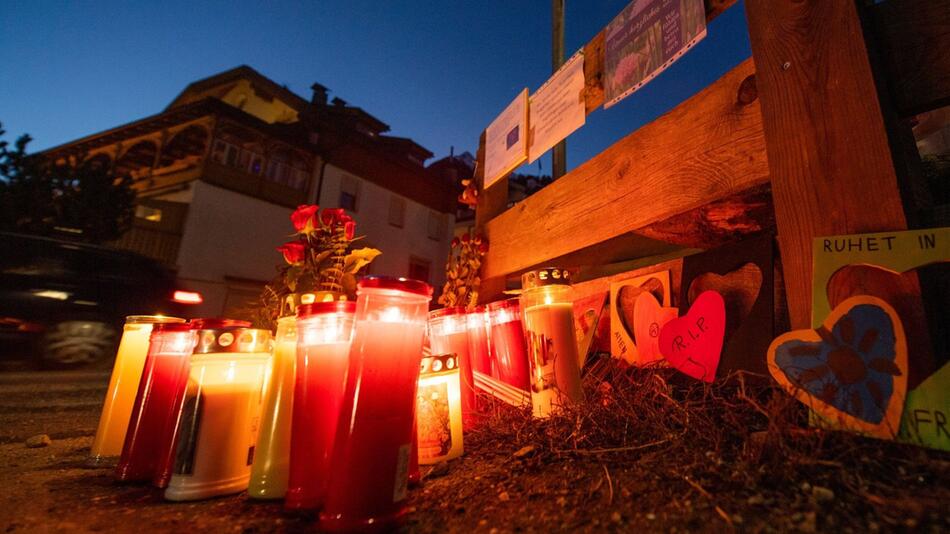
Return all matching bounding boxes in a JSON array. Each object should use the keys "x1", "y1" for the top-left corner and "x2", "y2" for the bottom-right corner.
[{"x1": 0, "y1": 1, "x2": 750, "y2": 175}]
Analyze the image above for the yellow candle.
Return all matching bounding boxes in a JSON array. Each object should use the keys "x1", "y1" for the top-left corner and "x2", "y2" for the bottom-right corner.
[
  {"x1": 248, "y1": 317, "x2": 296, "y2": 499},
  {"x1": 416, "y1": 354, "x2": 463, "y2": 464},
  {"x1": 89, "y1": 315, "x2": 185, "y2": 466}
]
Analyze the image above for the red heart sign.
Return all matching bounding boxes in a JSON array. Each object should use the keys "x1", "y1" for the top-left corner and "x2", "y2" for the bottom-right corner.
[
  {"x1": 632, "y1": 292, "x2": 678, "y2": 365},
  {"x1": 658, "y1": 290, "x2": 726, "y2": 382}
]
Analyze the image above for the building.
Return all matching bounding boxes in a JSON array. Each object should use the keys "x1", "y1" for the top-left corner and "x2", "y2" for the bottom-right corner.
[{"x1": 38, "y1": 66, "x2": 456, "y2": 317}]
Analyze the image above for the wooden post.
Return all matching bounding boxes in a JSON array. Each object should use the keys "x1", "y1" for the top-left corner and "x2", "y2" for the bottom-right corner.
[
  {"x1": 551, "y1": 0, "x2": 566, "y2": 180},
  {"x1": 745, "y1": 0, "x2": 914, "y2": 329}
]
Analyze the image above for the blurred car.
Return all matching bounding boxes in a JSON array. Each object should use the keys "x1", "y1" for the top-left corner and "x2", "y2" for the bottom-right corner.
[{"x1": 0, "y1": 232, "x2": 201, "y2": 368}]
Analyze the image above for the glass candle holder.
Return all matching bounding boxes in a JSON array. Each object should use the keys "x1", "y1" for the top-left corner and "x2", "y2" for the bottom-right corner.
[
  {"x1": 152, "y1": 318, "x2": 251, "y2": 489},
  {"x1": 248, "y1": 316, "x2": 297, "y2": 500},
  {"x1": 487, "y1": 298, "x2": 531, "y2": 391},
  {"x1": 521, "y1": 268, "x2": 585, "y2": 418},
  {"x1": 428, "y1": 307, "x2": 476, "y2": 426},
  {"x1": 115, "y1": 322, "x2": 195, "y2": 482},
  {"x1": 320, "y1": 276, "x2": 432, "y2": 532},
  {"x1": 164, "y1": 327, "x2": 272, "y2": 501},
  {"x1": 89, "y1": 315, "x2": 185, "y2": 467},
  {"x1": 284, "y1": 301, "x2": 356, "y2": 512},
  {"x1": 466, "y1": 307, "x2": 492, "y2": 377},
  {"x1": 416, "y1": 353, "x2": 463, "y2": 464}
]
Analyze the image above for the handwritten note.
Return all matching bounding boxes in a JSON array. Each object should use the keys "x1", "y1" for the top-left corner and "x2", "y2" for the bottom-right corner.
[
  {"x1": 484, "y1": 89, "x2": 528, "y2": 188},
  {"x1": 528, "y1": 51, "x2": 586, "y2": 163}
]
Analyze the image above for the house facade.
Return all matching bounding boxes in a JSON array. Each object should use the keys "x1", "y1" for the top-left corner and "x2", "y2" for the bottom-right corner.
[{"x1": 39, "y1": 66, "x2": 456, "y2": 317}]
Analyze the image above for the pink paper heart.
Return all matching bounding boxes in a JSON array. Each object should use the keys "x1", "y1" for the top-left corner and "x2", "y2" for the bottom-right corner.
[
  {"x1": 632, "y1": 292, "x2": 678, "y2": 365},
  {"x1": 658, "y1": 290, "x2": 726, "y2": 382}
]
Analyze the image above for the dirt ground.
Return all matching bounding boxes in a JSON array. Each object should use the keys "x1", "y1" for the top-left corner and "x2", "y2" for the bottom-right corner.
[{"x1": 0, "y1": 366, "x2": 947, "y2": 533}]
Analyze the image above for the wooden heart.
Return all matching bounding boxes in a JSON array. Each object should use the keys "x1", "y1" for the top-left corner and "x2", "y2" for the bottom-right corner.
[
  {"x1": 687, "y1": 262, "x2": 761, "y2": 338},
  {"x1": 658, "y1": 291, "x2": 726, "y2": 382},
  {"x1": 768, "y1": 296, "x2": 907, "y2": 439},
  {"x1": 617, "y1": 277, "x2": 665, "y2": 346},
  {"x1": 632, "y1": 292, "x2": 678, "y2": 365}
]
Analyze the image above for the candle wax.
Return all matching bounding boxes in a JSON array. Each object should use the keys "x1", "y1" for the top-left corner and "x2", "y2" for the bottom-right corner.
[
  {"x1": 523, "y1": 302, "x2": 585, "y2": 417},
  {"x1": 90, "y1": 323, "x2": 153, "y2": 465},
  {"x1": 285, "y1": 340, "x2": 351, "y2": 510},
  {"x1": 467, "y1": 320, "x2": 492, "y2": 377}
]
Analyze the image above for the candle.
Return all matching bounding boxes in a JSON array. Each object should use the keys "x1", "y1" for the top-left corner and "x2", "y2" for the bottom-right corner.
[
  {"x1": 521, "y1": 268, "x2": 585, "y2": 418},
  {"x1": 248, "y1": 316, "x2": 297, "y2": 499},
  {"x1": 151, "y1": 318, "x2": 251, "y2": 489},
  {"x1": 487, "y1": 298, "x2": 531, "y2": 391},
  {"x1": 416, "y1": 353, "x2": 463, "y2": 464},
  {"x1": 284, "y1": 301, "x2": 355, "y2": 512},
  {"x1": 428, "y1": 307, "x2": 476, "y2": 427},
  {"x1": 320, "y1": 276, "x2": 431, "y2": 532},
  {"x1": 466, "y1": 307, "x2": 492, "y2": 377},
  {"x1": 164, "y1": 327, "x2": 271, "y2": 501},
  {"x1": 114, "y1": 322, "x2": 195, "y2": 482},
  {"x1": 89, "y1": 315, "x2": 185, "y2": 467}
]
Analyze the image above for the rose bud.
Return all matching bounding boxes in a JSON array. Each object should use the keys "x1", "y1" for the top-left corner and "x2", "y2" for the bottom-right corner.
[
  {"x1": 277, "y1": 241, "x2": 306, "y2": 264},
  {"x1": 291, "y1": 204, "x2": 319, "y2": 233},
  {"x1": 344, "y1": 221, "x2": 356, "y2": 240}
]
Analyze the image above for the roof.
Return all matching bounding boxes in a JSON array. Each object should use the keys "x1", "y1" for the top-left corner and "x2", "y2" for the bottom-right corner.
[{"x1": 165, "y1": 65, "x2": 311, "y2": 112}]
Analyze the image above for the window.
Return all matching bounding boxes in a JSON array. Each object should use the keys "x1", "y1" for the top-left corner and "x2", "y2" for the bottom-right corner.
[
  {"x1": 135, "y1": 205, "x2": 162, "y2": 222},
  {"x1": 388, "y1": 196, "x2": 406, "y2": 228},
  {"x1": 408, "y1": 256, "x2": 431, "y2": 284},
  {"x1": 339, "y1": 175, "x2": 360, "y2": 212},
  {"x1": 427, "y1": 211, "x2": 447, "y2": 241}
]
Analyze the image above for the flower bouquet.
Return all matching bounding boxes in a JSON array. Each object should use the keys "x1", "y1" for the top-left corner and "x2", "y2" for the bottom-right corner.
[{"x1": 438, "y1": 229, "x2": 488, "y2": 309}]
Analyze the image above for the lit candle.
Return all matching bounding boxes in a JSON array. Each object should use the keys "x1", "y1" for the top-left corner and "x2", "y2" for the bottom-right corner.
[
  {"x1": 164, "y1": 327, "x2": 272, "y2": 501},
  {"x1": 428, "y1": 307, "x2": 476, "y2": 427},
  {"x1": 89, "y1": 315, "x2": 185, "y2": 467},
  {"x1": 320, "y1": 276, "x2": 432, "y2": 532},
  {"x1": 115, "y1": 322, "x2": 195, "y2": 482},
  {"x1": 248, "y1": 316, "x2": 297, "y2": 499},
  {"x1": 284, "y1": 301, "x2": 356, "y2": 511},
  {"x1": 487, "y1": 298, "x2": 531, "y2": 391},
  {"x1": 521, "y1": 268, "x2": 585, "y2": 418},
  {"x1": 466, "y1": 307, "x2": 492, "y2": 377},
  {"x1": 416, "y1": 353, "x2": 463, "y2": 464}
]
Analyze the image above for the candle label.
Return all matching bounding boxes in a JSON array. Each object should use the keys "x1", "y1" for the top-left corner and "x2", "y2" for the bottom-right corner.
[
  {"x1": 393, "y1": 443, "x2": 410, "y2": 503},
  {"x1": 173, "y1": 384, "x2": 202, "y2": 476},
  {"x1": 526, "y1": 331, "x2": 557, "y2": 393},
  {"x1": 417, "y1": 381, "x2": 453, "y2": 459}
]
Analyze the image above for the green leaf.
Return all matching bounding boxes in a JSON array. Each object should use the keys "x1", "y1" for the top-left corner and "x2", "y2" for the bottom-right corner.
[{"x1": 343, "y1": 247, "x2": 382, "y2": 274}]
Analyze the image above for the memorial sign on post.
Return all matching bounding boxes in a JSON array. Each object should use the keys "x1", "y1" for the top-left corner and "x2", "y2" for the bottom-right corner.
[
  {"x1": 484, "y1": 89, "x2": 529, "y2": 188},
  {"x1": 528, "y1": 51, "x2": 586, "y2": 164},
  {"x1": 603, "y1": 0, "x2": 707, "y2": 109}
]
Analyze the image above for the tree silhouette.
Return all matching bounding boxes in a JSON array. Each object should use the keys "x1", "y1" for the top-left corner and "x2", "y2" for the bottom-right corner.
[{"x1": 0, "y1": 122, "x2": 135, "y2": 243}]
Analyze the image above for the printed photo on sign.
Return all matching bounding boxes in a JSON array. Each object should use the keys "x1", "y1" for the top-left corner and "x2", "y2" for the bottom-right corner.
[{"x1": 604, "y1": 0, "x2": 707, "y2": 108}]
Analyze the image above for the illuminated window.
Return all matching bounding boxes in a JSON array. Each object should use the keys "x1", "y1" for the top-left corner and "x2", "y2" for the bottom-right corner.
[
  {"x1": 408, "y1": 256, "x2": 431, "y2": 284},
  {"x1": 388, "y1": 196, "x2": 406, "y2": 228},
  {"x1": 135, "y1": 205, "x2": 162, "y2": 222}
]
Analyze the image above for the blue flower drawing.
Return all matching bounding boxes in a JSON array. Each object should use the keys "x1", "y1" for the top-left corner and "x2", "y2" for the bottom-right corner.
[{"x1": 773, "y1": 304, "x2": 902, "y2": 424}]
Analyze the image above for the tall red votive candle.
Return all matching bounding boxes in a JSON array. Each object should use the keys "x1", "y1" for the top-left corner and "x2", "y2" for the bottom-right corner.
[
  {"x1": 487, "y1": 298, "x2": 531, "y2": 390},
  {"x1": 284, "y1": 301, "x2": 356, "y2": 512},
  {"x1": 114, "y1": 322, "x2": 195, "y2": 482},
  {"x1": 428, "y1": 307, "x2": 476, "y2": 426},
  {"x1": 466, "y1": 306, "x2": 492, "y2": 376},
  {"x1": 320, "y1": 276, "x2": 431, "y2": 532}
]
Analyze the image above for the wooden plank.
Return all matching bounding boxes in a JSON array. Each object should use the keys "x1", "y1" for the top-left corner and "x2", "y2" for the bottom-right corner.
[
  {"x1": 480, "y1": 58, "x2": 767, "y2": 281},
  {"x1": 870, "y1": 0, "x2": 950, "y2": 116},
  {"x1": 745, "y1": 0, "x2": 912, "y2": 329}
]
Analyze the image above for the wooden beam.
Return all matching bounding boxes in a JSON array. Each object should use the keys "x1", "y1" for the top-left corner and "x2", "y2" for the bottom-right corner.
[
  {"x1": 480, "y1": 58, "x2": 767, "y2": 281},
  {"x1": 869, "y1": 0, "x2": 950, "y2": 116},
  {"x1": 746, "y1": 0, "x2": 912, "y2": 329}
]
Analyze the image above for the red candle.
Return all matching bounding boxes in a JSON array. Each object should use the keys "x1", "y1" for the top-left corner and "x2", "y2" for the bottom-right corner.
[
  {"x1": 320, "y1": 277, "x2": 432, "y2": 532},
  {"x1": 115, "y1": 323, "x2": 195, "y2": 482},
  {"x1": 284, "y1": 301, "x2": 356, "y2": 512},
  {"x1": 488, "y1": 298, "x2": 531, "y2": 391},
  {"x1": 466, "y1": 307, "x2": 492, "y2": 376},
  {"x1": 428, "y1": 307, "x2": 476, "y2": 426}
]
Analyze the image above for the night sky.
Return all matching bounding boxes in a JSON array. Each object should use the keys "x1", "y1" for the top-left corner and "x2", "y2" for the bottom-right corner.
[{"x1": 0, "y1": 1, "x2": 750, "y2": 175}]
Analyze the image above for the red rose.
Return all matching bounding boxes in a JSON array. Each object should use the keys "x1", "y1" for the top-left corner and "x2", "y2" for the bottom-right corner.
[
  {"x1": 461, "y1": 233, "x2": 471, "y2": 243},
  {"x1": 478, "y1": 242, "x2": 488, "y2": 254},
  {"x1": 344, "y1": 221, "x2": 356, "y2": 240},
  {"x1": 321, "y1": 208, "x2": 345, "y2": 226},
  {"x1": 277, "y1": 241, "x2": 306, "y2": 264},
  {"x1": 291, "y1": 205, "x2": 319, "y2": 232},
  {"x1": 451, "y1": 237, "x2": 460, "y2": 248}
]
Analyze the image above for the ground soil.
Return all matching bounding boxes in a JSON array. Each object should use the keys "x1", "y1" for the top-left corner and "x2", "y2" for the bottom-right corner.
[{"x1": 0, "y1": 364, "x2": 947, "y2": 533}]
